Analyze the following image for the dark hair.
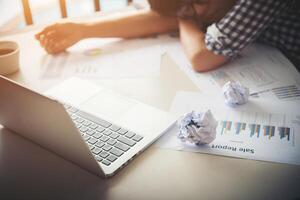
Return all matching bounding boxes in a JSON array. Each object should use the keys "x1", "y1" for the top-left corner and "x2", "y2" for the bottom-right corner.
[{"x1": 148, "y1": 0, "x2": 187, "y2": 16}]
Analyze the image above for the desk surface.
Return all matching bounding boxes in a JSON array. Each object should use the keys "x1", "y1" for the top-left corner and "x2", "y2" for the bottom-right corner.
[{"x1": 0, "y1": 11, "x2": 300, "y2": 200}]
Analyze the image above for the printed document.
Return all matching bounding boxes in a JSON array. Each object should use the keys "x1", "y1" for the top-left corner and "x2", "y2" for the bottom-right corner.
[{"x1": 156, "y1": 91, "x2": 300, "y2": 165}]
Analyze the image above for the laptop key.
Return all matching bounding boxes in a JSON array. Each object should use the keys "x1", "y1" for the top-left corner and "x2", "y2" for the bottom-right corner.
[
  {"x1": 107, "y1": 139, "x2": 117, "y2": 146},
  {"x1": 103, "y1": 130, "x2": 112, "y2": 136},
  {"x1": 83, "y1": 120, "x2": 92, "y2": 126},
  {"x1": 95, "y1": 141, "x2": 105, "y2": 148},
  {"x1": 76, "y1": 124, "x2": 82, "y2": 129},
  {"x1": 102, "y1": 144, "x2": 112, "y2": 151},
  {"x1": 109, "y1": 132, "x2": 119, "y2": 139},
  {"x1": 88, "y1": 137, "x2": 97, "y2": 144},
  {"x1": 132, "y1": 134, "x2": 143, "y2": 142},
  {"x1": 109, "y1": 125, "x2": 120, "y2": 132},
  {"x1": 92, "y1": 147, "x2": 101, "y2": 155},
  {"x1": 99, "y1": 151, "x2": 109, "y2": 158},
  {"x1": 77, "y1": 111, "x2": 111, "y2": 128},
  {"x1": 88, "y1": 144, "x2": 94, "y2": 150},
  {"x1": 89, "y1": 123, "x2": 98, "y2": 129},
  {"x1": 110, "y1": 148, "x2": 123, "y2": 157},
  {"x1": 83, "y1": 135, "x2": 90, "y2": 141},
  {"x1": 95, "y1": 156, "x2": 103, "y2": 162},
  {"x1": 86, "y1": 129, "x2": 96, "y2": 136},
  {"x1": 101, "y1": 160, "x2": 111, "y2": 166},
  {"x1": 125, "y1": 131, "x2": 135, "y2": 139},
  {"x1": 115, "y1": 142, "x2": 130, "y2": 152},
  {"x1": 93, "y1": 132, "x2": 102, "y2": 139},
  {"x1": 80, "y1": 126, "x2": 88, "y2": 133},
  {"x1": 76, "y1": 117, "x2": 84, "y2": 123},
  {"x1": 107, "y1": 155, "x2": 117, "y2": 162},
  {"x1": 117, "y1": 136, "x2": 136, "y2": 147},
  {"x1": 96, "y1": 126, "x2": 105, "y2": 133},
  {"x1": 100, "y1": 135, "x2": 109, "y2": 142},
  {"x1": 117, "y1": 128, "x2": 128, "y2": 135},
  {"x1": 69, "y1": 107, "x2": 78, "y2": 113}
]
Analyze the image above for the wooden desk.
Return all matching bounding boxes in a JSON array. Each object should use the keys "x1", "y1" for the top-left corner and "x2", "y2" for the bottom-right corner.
[{"x1": 0, "y1": 11, "x2": 300, "y2": 200}]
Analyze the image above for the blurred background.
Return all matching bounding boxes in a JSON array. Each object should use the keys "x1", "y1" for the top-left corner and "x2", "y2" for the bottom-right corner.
[{"x1": 0, "y1": 0, "x2": 148, "y2": 33}]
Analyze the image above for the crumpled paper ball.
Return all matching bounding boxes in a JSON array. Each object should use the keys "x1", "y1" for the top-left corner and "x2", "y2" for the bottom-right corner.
[
  {"x1": 177, "y1": 110, "x2": 218, "y2": 145},
  {"x1": 222, "y1": 81, "x2": 249, "y2": 107}
]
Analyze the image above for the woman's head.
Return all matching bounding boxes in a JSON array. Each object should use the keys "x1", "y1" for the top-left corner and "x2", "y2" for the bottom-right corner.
[
  {"x1": 148, "y1": 0, "x2": 187, "y2": 16},
  {"x1": 148, "y1": 0, "x2": 236, "y2": 24}
]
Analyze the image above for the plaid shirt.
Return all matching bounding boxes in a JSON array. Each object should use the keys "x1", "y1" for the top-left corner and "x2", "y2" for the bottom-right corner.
[{"x1": 178, "y1": 0, "x2": 300, "y2": 66}]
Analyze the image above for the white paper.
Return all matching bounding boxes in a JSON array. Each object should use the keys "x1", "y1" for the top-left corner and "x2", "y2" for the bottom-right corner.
[
  {"x1": 222, "y1": 81, "x2": 249, "y2": 107},
  {"x1": 39, "y1": 37, "x2": 163, "y2": 79},
  {"x1": 156, "y1": 91, "x2": 300, "y2": 165},
  {"x1": 163, "y1": 39, "x2": 300, "y2": 101},
  {"x1": 177, "y1": 110, "x2": 218, "y2": 145},
  {"x1": 0, "y1": 29, "x2": 163, "y2": 80},
  {"x1": 250, "y1": 84, "x2": 300, "y2": 101},
  {"x1": 6, "y1": 30, "x2": 298, "y2": 102}
]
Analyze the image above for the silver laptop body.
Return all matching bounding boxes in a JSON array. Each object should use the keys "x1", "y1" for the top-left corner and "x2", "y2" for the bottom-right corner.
[{"x1": 0, "y1": 76, "x2": 176, "y2": 177}]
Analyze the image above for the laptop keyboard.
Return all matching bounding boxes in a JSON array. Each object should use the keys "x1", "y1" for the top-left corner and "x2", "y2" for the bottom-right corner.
[{"x1": 63, "y1": 104, "x2": 143, "y2": 166}]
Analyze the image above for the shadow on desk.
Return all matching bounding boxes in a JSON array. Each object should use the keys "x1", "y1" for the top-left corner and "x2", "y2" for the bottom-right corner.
[{"x1": 0, "y1": 128, "x2": 109, "y2": 200}]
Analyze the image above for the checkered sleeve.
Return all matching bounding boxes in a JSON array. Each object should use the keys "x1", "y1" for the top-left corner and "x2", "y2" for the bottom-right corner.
[{"x1": 205, "y1": 0, "x2": 289, "y2": 58}]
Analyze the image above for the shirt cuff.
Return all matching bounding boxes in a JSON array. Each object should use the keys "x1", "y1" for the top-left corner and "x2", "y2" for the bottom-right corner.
[{"x1": 205, "y1": 23, "x2": 237, "y2": 59}]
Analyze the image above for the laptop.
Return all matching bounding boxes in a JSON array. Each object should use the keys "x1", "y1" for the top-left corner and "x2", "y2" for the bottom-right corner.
[{"x1": 0, "y1": 76, "x2": 176, "y2": 177}]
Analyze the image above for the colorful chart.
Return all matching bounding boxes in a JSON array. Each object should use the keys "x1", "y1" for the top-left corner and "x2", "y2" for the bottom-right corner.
[
  {"x1": 220, "y1": 121, "x2": 232, "y2": 135},
  {"x1": 263, "y1": 125, "x2": 275, "y2": 139},
  {"x1": 235, "y1": 122, "x2": 246, "y2": 135},
  {"x1": 249, "y1": 124, "x2": 260, "y2": 138},
  {"x1": 278, "y1": 127, "x2": 290, "y2": 141},
  {"x1": 218, "y1": 120, "x2": 292, "y2": 142}
]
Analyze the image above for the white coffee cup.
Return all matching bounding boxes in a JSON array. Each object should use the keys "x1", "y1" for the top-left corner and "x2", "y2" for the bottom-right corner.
[{"x1": 0, "y1": 41, "x2": 20, "y2": 75}]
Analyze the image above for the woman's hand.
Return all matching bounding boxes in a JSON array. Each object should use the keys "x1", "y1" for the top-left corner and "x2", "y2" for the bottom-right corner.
[{"x1": 35, "y1": 22, "x2": 84, "y2": 54}]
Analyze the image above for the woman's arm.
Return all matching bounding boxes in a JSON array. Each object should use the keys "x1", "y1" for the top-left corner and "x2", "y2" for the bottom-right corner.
[
  {"x1": 82, "y1": 10, "x2": 178, "y2": 38},
  {"x1": 179, "y1": 19, "x2": 227, "y2": 72},
  {"x1": 36, "y1": 10, "x2": 178, "y2": 54}
]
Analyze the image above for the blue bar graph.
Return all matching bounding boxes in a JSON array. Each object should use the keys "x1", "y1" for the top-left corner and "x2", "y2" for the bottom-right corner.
[
  {"x1": 263, "y1": 125, "x2": 275, "y2": 139},
  {"x1": 249, "y1": 124, "x2": 260, "y2": 138},
  {"x1": 278, "y1": 127, "x2": 290, "y2": 141},
  {"x1": 235, "y1": 122, "x2": 246, "y2": 134},
  {"x1": 218, "y1": 120, "x2": 292, "y2": 143},
  {"x1": 220, "y1": 121, "x2": 232, "y2": 135}
]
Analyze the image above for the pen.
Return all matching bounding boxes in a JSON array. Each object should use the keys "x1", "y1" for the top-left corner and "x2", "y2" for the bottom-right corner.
[{"x1": 250, "y1": 89, "x2": 271, "y2": 96}]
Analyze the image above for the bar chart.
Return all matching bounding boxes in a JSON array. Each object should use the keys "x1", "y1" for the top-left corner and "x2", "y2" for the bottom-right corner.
[
  {"x1": 278, "y1": 127, "x2": 290, "y2": 141},
  {"x1": 217, "y1": 111, "x2": 295, "y2": 145},
  {"x1": 249, "y1": 124, "x2": 260, "y2": 138},
  {"x1": 219, "y1": 120, "x2": 292, "y2": 141},
  {"x1": 263, "y1": 125, "x2": 275, "y2": 139},
  {"x1": 220, "y1": 121, "x2": 232, "y2": 135},
  {"x1": 235, "y1": 122, "x2": 246, "y2": 135}
]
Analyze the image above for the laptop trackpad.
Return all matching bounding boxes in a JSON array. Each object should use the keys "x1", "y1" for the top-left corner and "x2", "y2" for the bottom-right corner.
[{"x1": 79, "y1": 90, "x2": 137, "y2": 122}]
